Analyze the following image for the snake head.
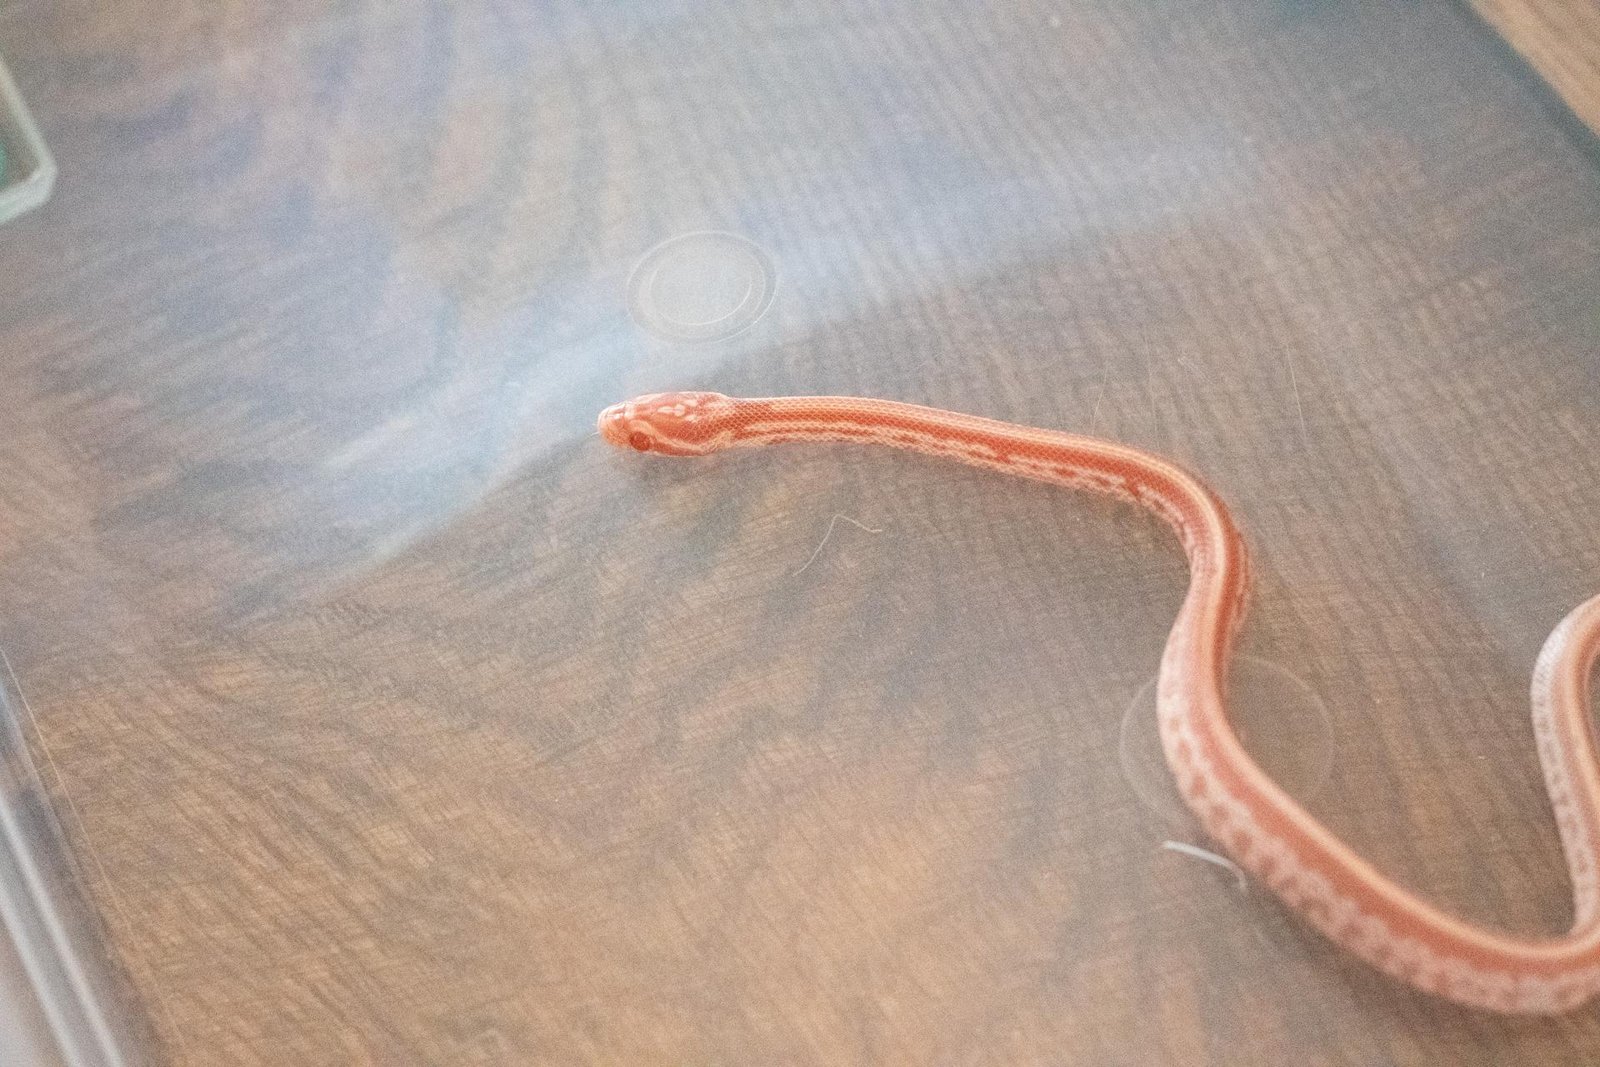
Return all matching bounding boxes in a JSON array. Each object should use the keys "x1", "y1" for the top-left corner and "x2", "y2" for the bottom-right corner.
[{"x1": 597, "y1": 392, "x2": 738, "y2": 456}]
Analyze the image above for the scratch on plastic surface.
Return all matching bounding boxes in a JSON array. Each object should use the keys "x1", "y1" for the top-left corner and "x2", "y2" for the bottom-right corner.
[
  {"x1": 1144, "y1": 331, "x2": 1161, "y2": 441},
  {"x1": 1285, "y1": 353, "x2": 1310, "y2": 451}
]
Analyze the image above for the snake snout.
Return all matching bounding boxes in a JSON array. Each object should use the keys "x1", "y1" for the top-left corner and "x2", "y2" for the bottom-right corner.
[
  {"x1": 599, "y1": 392, "x2": 737, "y2": 455},
  {"x1": 597, "y1": 403, "x2": 633, "y2": 448}
]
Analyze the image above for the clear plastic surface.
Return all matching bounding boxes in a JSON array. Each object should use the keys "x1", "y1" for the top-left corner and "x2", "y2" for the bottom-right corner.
[
  {"x1": 0, "y1": 668, "x2": 144, "y2": 1066},
  {"x1": 0, "y1": 1, "x2": 1597, "y2": 1062},
  {"x1": 0, "y1": 53, "x2": 54, "y2": 225}
]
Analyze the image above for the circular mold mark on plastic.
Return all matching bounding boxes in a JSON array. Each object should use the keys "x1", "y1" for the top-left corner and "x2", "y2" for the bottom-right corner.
[
  {"x1": 1117, "y1": 656, "x2": 1334, "y2": 832},
  {"x1": 627, "y1": 231, "x2": 777, "y2": 343}
]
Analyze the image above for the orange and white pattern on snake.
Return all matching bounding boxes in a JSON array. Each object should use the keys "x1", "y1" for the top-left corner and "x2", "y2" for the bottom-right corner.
[{"x1": 599, "y1": 391, "x2": 1600, "y2": 1015}]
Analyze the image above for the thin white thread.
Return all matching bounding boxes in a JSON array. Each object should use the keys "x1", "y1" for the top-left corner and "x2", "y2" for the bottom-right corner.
[
  {"x1": 792, "y1": 513, "x2": 884, "y2": 577},
  {"x1": 1144, "y1": 335, "x2": 1161, "y2": 440},
  {"x1": 1089, "y1": 361, "x2": 1111, "y2": 435},
  {"x1": 1162, "y1": 839, "x2": 1248, "y2": 892}
]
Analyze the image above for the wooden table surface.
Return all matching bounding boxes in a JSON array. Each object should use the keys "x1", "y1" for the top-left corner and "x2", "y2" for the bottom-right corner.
[
  {"x1": 2, "y1": 1, "x2": 1599, "y2": 1063},
  {"x1": 1473, "y1": 0, "x2": 1600, "y2": 137}
]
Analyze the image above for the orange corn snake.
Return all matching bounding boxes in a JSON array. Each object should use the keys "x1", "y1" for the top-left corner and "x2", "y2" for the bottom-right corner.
[{"x1": 600, "y1": 391, "x2": 1600, "y2": 1013}]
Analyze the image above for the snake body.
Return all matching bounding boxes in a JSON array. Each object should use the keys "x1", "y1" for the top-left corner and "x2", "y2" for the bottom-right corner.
[{"x1": 599, "y1": 391, "x2": 1600, "y2": 1014}]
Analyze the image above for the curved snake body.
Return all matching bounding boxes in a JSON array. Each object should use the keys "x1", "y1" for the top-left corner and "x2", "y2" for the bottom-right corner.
[{"x1": 599, "y1": 391, "x2": 1600, "y2": 1014}]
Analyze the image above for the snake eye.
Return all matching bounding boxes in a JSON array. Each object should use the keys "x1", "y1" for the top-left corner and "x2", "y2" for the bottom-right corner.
[{"x1": 628, "y1": 431, "x2": 653, "y2": 452}]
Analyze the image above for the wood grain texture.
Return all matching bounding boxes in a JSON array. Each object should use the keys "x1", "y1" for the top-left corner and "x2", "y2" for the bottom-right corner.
[
  {"x1": 0, "y1": 0, "x2": 1598, "y2": 1062},
  {"x1": 1471, "y1": 0, "x2": 1600, "y2": 136}
]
